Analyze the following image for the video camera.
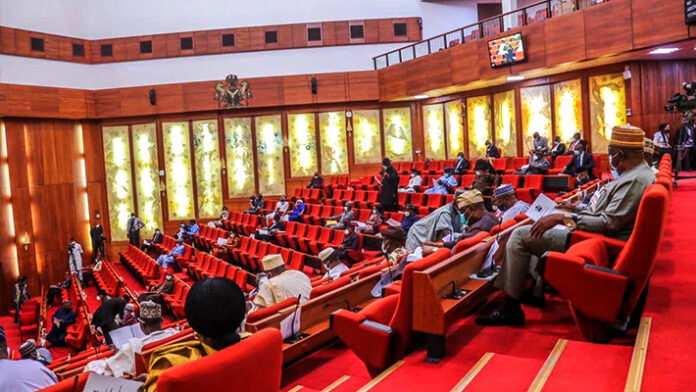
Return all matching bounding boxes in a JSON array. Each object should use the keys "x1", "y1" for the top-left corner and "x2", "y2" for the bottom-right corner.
[{"x1": 665, "y1": 82, "x2": 696, "y2": 115}]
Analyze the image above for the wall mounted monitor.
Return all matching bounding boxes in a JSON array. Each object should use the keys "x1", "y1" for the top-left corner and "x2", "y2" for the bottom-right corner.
[{"x1": 487, "y1": 32, "x2": 526, "y2": 68}]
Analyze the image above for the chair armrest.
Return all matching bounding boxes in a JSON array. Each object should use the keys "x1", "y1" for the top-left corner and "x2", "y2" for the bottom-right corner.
[
  {"x1": 331, "y1": 308, "x2": 394, "y2": 373},
  {"x1": 569, "y1": 230, "x2": 605, "y2": 245}
]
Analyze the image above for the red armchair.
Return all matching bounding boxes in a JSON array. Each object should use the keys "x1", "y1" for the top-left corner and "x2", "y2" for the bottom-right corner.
[
  {"x1": 544, "y1": 184, "x2": 669, "y2": 342},
  {"x1": 157, "y1": 328, "x2": 283, "y2": 392},
  {"x1": 331, "y1": 248, "x2": 451, "y2": 376}
]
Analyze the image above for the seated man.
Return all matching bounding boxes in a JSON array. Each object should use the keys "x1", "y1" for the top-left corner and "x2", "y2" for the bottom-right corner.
[
  {"x1": 117, "y1": 303, "x2": 137, "y2": 326},
  {"x1": 286, "y1": 199, "x2": 307, "y2": 222},
  {"x1": 644, "y1": 138, "x2": 658, "y2": 173},
  {"x1": 425, "y1": 167, "x2": 458, "y2": 194},
  {"x1": 401, "y1": 204, "x2": 420, "y2": 234},
  {"x1": 562, "y1": 140, "x2": 595, "y2": 179},
  {"x1": 18, "y1": 339, "x2": 52, "y2": 366},
  {"x1": 140, "y1": 278, "x2": 247, "y2": 392},
  {"x1": 253, "y1": 254, "x2": 312, "y2": 309},
  {"x1": 138, "y1": 272, "x2": 175, "y2": 305},
  {"x1": 454, "y1": 152, "x2": 470, "y2": 175},
  {"x1": 156, "y1": 238, "x2": 185, "y2": 270},
  {"x1": 257, "y1": 214, "x2": 285, "y2": 242},
  {"x1": 326, "y1": 202, "x2": 355, "y2": 230},
  {"x1": 335, "y1": 223, "x2": 360, "y2": 261},
  {"x1": 371, "y1": 226, "x2": 412, "y2": 297},
  {"x1": 532, "y1": 132, "x2": 549, "y2": 155},
  {"x1": 399, "y1": 168, "x2": 422, "y2": 193},
  {"x1": 550, "y1": 136, "x2": 566, "y2": 162},
  {"x1": 213, "y1": 232, "x2": 240, "y2": 260},
  {"x1": 46, "y1": 301, "x2": 76, "y2": 346},
  {"x1": 356, "y1": 205, "x2": 384, "y2": 235},
  {"x1": 185, "y1": 220, "x2": 200, "y2": 239},
  {"x1": 0, "y1": 327, "x2": 57, "y2": 390},
  {"x1": 406, "y1": 195, "x2": 465, "y2": 250},
  {"x1": 308, "y1": 172, "x2": 325, "y2": 189},
  {"x1": 244, "y1": 194, "x2": 265, "y2": 215},
  {"x1": 318, "y1": 248, "x2": 349, "y2": 281},
  {"x1": 476, "y1": 125, "x2": 656, "y2": 326},
  {"x1": 519, "y1": 151, "x2": 549, "y2": 175},
  {"x1": 493, "y1": 184, "x2": 530, "y2": 222},
  {"x1": 485, "y1": 140, "x2": 501, "y2": 158},
  {"x1": 141, "y1": 228, "x2": 163, "y2": 254},
  {"x1": 84, "y1": 300, "x2": 178, "y2": 378},
  {"x1": 265, "y1": 195, "x2": 289, "y2": 224}
]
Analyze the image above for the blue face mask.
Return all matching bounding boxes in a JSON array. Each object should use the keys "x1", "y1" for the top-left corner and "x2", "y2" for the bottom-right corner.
[
  {"x1": 609, "y1": 153, "x2": 621, "y2": 179},
  {"x1": 573, "y1": 150, "x2": 581, "y2": 156}
]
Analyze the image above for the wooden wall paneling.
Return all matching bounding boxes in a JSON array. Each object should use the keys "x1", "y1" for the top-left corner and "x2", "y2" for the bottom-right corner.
[
  {"x1": 584, "y1": 0, "x2": 633, "y2": 58},
  {"x1": 249, "y1": 27, "x2": 266, "y2": 50},
  {"x1": 291, "y1": 24, "x2": 307, "y2": 47},
  {"x1": 404, "y1": 55, "x2": 433, "y2": 97},
  {"x1": 183, "y1": 81, "x2": 217, "y2": 113},
  {"x1": 56, "y1": 38, "x2": 73, "y2": 62},
  {"x1": 477, "y1": 38, "x2": 506, "y2": 81},
  {"x1": 192, "y1": 31, "x2": 208, "y2": 55},
  {"x1": 276, "y1": 24, "x2": 294, "y2": 49},
  {"x1": 0, "y1": 27, "x2": 17, "y2": 54},
  {"x1": 249, "y1": 77, "x2": 285, "y2": 107},
  {"x1": 379, "y1": 63, "x2": 408, "y2": 101},
  {"x1": 544, "y1": 11, "x2": 585, "y2": 65},
  {"x1": 322, "y1": 22, "x2": 337, "y2": 46},
  {"x1": 14, "y1": 29, "x2": 41, "y2": 58},
  {"x1": 626, "y1": 62, "x2": 643, "y2": 129},
  {"x1": 334, "y1": 21, "x2": 350, "y2": 46},
  {"x1": 164, "y1": 33, "x2": 180, "y2": 57},
  {"x1": 346, "y1": 71, "x2": 380, "y2": 102},
  {"x1": 315, "y1": 72, "x2": 348, "y2": 104},
  {"x1": 43, "y1": 33, "x2": 60, "y2": 60},
  {"x1": 377, "y1": 19, "x2": 396, "y2": 42},
  {"x1": 411, "y1": 102, "x2": 424, "y2": 161},
  {"x1": 152, "y1": 35, "x2": 168, "y2": 59},
  {"x1": 282, "y1": 75, "x2": 314, "y2": 106},
  {"x1": 450, "y1": 42, "x2": 482, "y2": 86},
  {"x1": 154, "y1": 84, "x2": 187, "y2": 115},
  {"x1": 631, "y1": 0, "x2": 689, "y2": 49},
  {"x1": 426, "y1": 49, "x2": 454, "y2": 93},
  {"x1": 364, "y1": 19, "x2": 381, "y2": 43},
  {"x1": 234, "y1": 28, "x2": 251, "y2": 52},
  {"x1": 509, "y1": 22, "x2": 546, "y2": 74},
  {"x1": 205, "y1": 30, "x2": 222, "y2": 54},
  {"x1": 407, "y1": 18, "x2": 422, "y2": 42}
]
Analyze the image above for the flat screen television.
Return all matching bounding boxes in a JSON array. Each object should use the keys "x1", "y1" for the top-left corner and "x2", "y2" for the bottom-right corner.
[{"x1": 487, "y1": 33, "x2": 526, "y2": 68}]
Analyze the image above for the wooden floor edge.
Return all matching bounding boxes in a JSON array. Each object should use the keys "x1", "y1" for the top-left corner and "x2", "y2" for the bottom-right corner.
[
  {"x1": 624, "y1": 317, "x2": 652, "y2": 392},
  {"x1": 321, "y1": 375, "x2": 351, "y2": 392},
  {"x1": 356, "y1": 360, "x2": 405, "y2": 392},
  {"x1": 449, "y1": 352, "x2": 495, "y2": 392},
  {"x1": 527, "y1": 338, "x2": 568, "y2": 392}
]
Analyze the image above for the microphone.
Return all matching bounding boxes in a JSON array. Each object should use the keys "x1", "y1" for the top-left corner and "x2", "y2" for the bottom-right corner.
[
  {"x1": 283, "y1": 294, "x2": 308, "y2": 344},
  {"x1": 437, "y1": 280, "x2": 467, "y2": 300},
  {"x1": 323, "y1": 298, "x2": 361, "y2": 313}
]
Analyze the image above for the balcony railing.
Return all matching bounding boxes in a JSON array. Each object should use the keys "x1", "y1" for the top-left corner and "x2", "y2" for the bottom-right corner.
[{"x1": 372, "y1": 0, "x2": 610, "y2": 70}]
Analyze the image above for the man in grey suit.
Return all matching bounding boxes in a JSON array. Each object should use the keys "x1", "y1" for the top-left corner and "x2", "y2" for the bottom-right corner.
[
  {"x1": 532, "y1": 132, "x2": 549, "y2": 155},
  {"x1": 326, "y1": 202, "x2": 356, "y2": 230}
]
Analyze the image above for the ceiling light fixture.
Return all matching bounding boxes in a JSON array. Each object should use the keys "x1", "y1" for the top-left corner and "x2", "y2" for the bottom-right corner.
[
  {"x1": 414, "y1": 94, "x2": 429, "y2": 99},
  {"x1": 507, "y1": 75, "x2": 524, "y2": 82},
  {"x1": 648, "y1": 48, "x2": 680, "y2": 54}
]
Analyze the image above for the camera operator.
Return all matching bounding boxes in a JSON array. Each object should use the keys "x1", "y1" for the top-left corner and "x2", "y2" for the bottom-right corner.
[
  {"x1": 653, "y1": 123, "x2": 674, "y2": 164},
  {"x1": 67, "y1": 238, "x2": 84, "y2": 281},
  {"x1": 675, "y1": 116, "x2": 695, "y2": 171}
]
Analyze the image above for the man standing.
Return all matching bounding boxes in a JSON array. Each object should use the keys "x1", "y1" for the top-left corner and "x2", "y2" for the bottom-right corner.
[
  {"x1": 67, "y1": 238, "x2": 84, "y2": 281},
  {"x1": 90, "y1": 223, "x2": 105, "y2": 262},
  {"x1": 253, "y1": 254, "x2": 312, "y2": 309},
  {"x1": 127, "y1": 213, "x2": 145, "y2": 247},
  {"x1": 492, "y1": 184, "x2": 530, "y2": 222},
  {"x1": 378, "y1": 158, "x2": 400, "y2": 212},
  {"x1": 46, "y1": 301, "x2": 76, "y2": 345},
  {"x1": 156, "y1": 238, "x2": 185, "y2": 270},
  {"x1": 476, "y1": 125, "x2": 655, "y2": 326},
  {"x1": 562, "y1": 140, "x2": 595, "y2": 179},
  {"x1": 532, "y1": 132, "x2": 549, "y2": 154},
  {"x1": 91, "y1": 296, "x2": 128, "y2": 345},
  {"x1": 0, "y1": 327, "x2": 57, "y2": 391},
  {"x1": 13, "y1": 276, "x2": 29, "y2": 323},
  {"x1": 454, "y1": 152, "x2": 470, "y2": 175}
]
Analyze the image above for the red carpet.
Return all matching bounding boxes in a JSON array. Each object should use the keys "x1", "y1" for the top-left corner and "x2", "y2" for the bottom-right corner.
[
  {"x1": 455, "y1": 354, "x2": 543, "y2": 392},
  {"x1": 0, "y1": 315, "x2": 22, "y2": 351}
]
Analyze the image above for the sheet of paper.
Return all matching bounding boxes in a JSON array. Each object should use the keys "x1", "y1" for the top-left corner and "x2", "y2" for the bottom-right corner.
[
  {"x1": 525, "y1": 193, "x2": 558, "y2": 222},
  {"x1": 109, "y1": 324, "x2": 144, "y2": 350},
  {"x1": 386, "y1": 218, "x2": 401, "y2": 227},
  {"x1": 353, "y1": 221, "x2": 367, "y2": 229},
  {"x1": 432, "y1": 178, "x2": 438, "y2": 187},
  {"x1": 216, "y1": 237, "x2": 227, "y2": 246},
  {"x1": 83, "y1": 373, "x2": 143, "y2": 392},
  {"x1": 280, "y1": 307, "x2": 301, "y2": 340},
  {"x1": 479, "y1": 239, "x2": 499, "y2": 272}
]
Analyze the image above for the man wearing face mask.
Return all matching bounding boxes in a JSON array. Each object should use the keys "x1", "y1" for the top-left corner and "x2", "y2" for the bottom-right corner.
[
  {"x1": 326, "y1": 201, "x2": 355, "y2": 230},
  {"x1": 425, "y1": 190, "x2": 499, "y2": 250},
  {"x1": 399, "y1": 168, "x2": 422, "y2": 193},
  {"x1": 550, "y1": 136, "x2": 566, "y2": 163},
  {"x1": 90, "y1": 222, "x2": 105, "y2": 262},
  {"x1": 318, "y1": 248, "x2": 349, "y2": 281},
  {"x1": 562, "y1": 140, "x2": 595, "y2": 179},
  {"x1": 266, "y1": 195, "x2": 289, "y2": 224},
  {"x1": 67, "y1": 237, "x2": 84, "y2": 281},
  {"x1": 454, "y1": 152, "x2": 470, "y2": 175},
  {"x1": 138, "y1": 272, "x2": 175, "y2": 305},
  {"x1": 308, "y1": 172, "x2": 325, "y2": 189},
  {"x1": 476, "y1": 125, "x2": 655, "y2": 326},
  {"x1": 532, "y1": 132, "x2": 549, "y2": 155},
  {"x1": 401, "y1": 204, "x2": 420, "y2": 234},
  {"x1": 141, "y1": 228, "x2": 164, "y2": 254},
  {"x1": 493, "y1": 184, "x2": 530, "y2": 222},
  {"x1": 336, "y1": 223, "x2": 360, "y2": 262},
  {"x1": 405, "y1": 194, "x2": 465, "y2": 250},
  {"x1": 378, "y1": 158, "x2": 400, "y2": 212},
  {"x1": 370, "y1": 226, "x2": 411, "y2": 297},
  {"x1": 470, "y1": 160, "x2": 497, "y2": 211},
  {"x1": 567, "y1": 132, "x2": 582, "y2": 154},
  {"x1": 425, "y1": 167, "x2": 458, "y2": 194},
  {"x1": 485, "y1": 140, "x2": 501, "y2": 158}
]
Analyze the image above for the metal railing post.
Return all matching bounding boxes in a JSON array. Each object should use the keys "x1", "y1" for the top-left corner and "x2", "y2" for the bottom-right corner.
[{"x1": 373, "y1": 57, "x2": 377, "y2": 70}]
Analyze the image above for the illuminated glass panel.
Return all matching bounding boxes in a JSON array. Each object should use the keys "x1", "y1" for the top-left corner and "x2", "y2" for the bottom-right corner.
[
  {"x1": 132, "y1": 123, "x2": 162, "y2": 239},
  {"x1": 288, "y1": 113, "x2": 318, "y2": 177},
  {"x1": 102, "y1": 126, "x2": 135, "y2": 241},
  {"x1": 553, "y1": 79, "x2": 583, "y2": 144},
  {"x1": 318, "y1": 112, "x2": 348, "y2": 175},
  {"x1": 590, "y1": 73, "x2": 626, "y2": 153},
  {"x1": 467, "y1": 95, "x2": 492, "y2": 159},
  {"x1": 193, "y1": 120, "x2": 223, "y2": 219},
  {"x1": 423, "y1": 104, "x2": 446, "y2": 160},
  {"x1": 162, "y1": 121, "x2": 195, "y2": 220},
  {"x1": 445, "y1": 101, "x2": 464, "y2": 159},
  {"x1": 493, "y1": 90, "x2": 517, "y2": 157},
  {"x1": 353, "y1": 110, "x2": 382, "y2": 165},
  {"x1": 382, "y1": 107, "x2": 413, "y2": 162},
  {"x1": 521, "y1": 85, "x2": 552, "y2": 151},
  {"x1": 224, "y1": 117, "x2": 255, "y2": 197},
  {"x1": 255, "y1": 115, "x2": 285, "y2": 195}
]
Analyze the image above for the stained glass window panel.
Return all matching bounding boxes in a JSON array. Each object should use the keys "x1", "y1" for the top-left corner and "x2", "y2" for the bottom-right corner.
[
  {"x1": 193, "y1": 120, "x2": 223, "y2": 219},
  {"x1": 102, "y1": 126, "x2": 135, "y2": 241},
  {"x1": 423, "y1": 104, "x2": 446, "y2": 160},
  {"x1": 255, "y1": 115, "x2": 285, "y2": 195},
  {"x1": 382, "y1": 107, "x2": 413, "y2": 162},
  {"x1": 590, "y1": 73, "x2": 626, "y2": 153},
  {"x1": 224, "y1": 117, "x2": 255, "y2": 197},
  {"x1": 467, "y1": 95, "x2": 492, "y2": 159},
  {"x1": 288, "y1": 113, "x2": 318, "y2": 177},
  {"x1": 132, "y1": 123, "x2": 162, "y2": 239},
  {"x1": 318, "y1": 112, "x2": 348, "y2": 175},
  {"x1": 521, "y1": 85, "x2": 552, "y2": 151},
  {"x1": 353, "y1": 110, "x2": 382, "y2": 165},
  {"x1": 493, "y1": 90, "x2": 517, "y2": 157},
  {"x1": 162, "y1": 121, "x2": 195, "y2": 220},
  {"x1": 553, "y1": 79, "x2": 583, "y2": 144},
  {"x1": 445, "y1": 101, "x2": 464, "y2": 159}
]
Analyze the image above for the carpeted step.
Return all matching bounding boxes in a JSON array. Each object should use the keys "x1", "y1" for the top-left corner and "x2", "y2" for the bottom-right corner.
[
  {"x1": 326, "y1": 375, "x2": 371, "y2": 392},
  {"x1": 541, "y1": 340, "x2": 632, "y2": 392},
  {"x1": 459, "y1": 354, "x2": 544, "y2": 392}
]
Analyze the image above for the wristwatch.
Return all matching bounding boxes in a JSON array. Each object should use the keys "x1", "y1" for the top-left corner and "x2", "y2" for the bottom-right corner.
[{"x1": 563, "y1": 214, "x2": 578, "y2": 229}]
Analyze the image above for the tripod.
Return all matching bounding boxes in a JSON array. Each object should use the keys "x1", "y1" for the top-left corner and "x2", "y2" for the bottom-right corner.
[{"x1": 674, "y1": 118, "x2": 696, "y2": 186}]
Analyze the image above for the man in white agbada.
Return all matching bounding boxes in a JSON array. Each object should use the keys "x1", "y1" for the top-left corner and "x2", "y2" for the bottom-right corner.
[
  {"x1": 83, "y1": 301, "x2": 177, "y2": 377},
  {"x1": 318, "y1": 248, "x2": 348, "y2": 280},
  {"x1": 67, "y1": 238, "x2": 84, "y2": 281},
  {"x1": 253, "y1": 254, "x2": 311, "y2": 309}
]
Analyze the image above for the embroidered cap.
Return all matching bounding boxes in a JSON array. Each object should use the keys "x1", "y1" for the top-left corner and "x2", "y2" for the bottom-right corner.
[{"x1": 610, "y1": 125, "x2": 645, "y2": 149}]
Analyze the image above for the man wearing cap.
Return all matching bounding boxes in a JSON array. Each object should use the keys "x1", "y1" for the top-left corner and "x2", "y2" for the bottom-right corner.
[
  {"x1": 493, "y1": 184, "x2": 530, "y2": 222},
  {"x1": 0, "y1": 327, "x2": 58, "y2": 391},
  {"x1": 46, "y1": 300, "x2": 76, "y2": 345},
  {"x1": 318, "y1": 248, "x2": 349, "y2": 280},
  {"x1": 84, "y1": 300, "x2": 177, "y2": 377},
  {"x1": 156, "y1": 237, "x2": 185, "y2": 270},
  {"x1": 399, "y1": 168, "x2": 422, "y2": 193},
  {"x1": 371, "y1": 226, "x2": 411, "y2": 297},
  {"x1": 378, "y1": 158, "x2": 400, "y2": 212},
  {"x1": 401, "y1": 204, "x2": 420, "y2": 234},
  {"x1": 19, "y1": 339, "x2": 52, "y2": 366},
  {"x1": 253, "y1": 254, "x2": 312, "y2": 309},
  {"x1": 644, "y1": 138, "x2": 658, "y2": 173},
  {"x1": 426, "y1": 167, "x2": 458, "y2": 195},
  {"x1": 326, "y1": 201, "x2": 355, "y2": 230},
  {"x1": 406, "y1": 193, "x2": 466, "y2": 250},
  {"x1": 425, "y1": 190, "x2": 499, "y2": 250},
  {"x1": 477, "y1": 125, "x2": 656, "y2": 326}
]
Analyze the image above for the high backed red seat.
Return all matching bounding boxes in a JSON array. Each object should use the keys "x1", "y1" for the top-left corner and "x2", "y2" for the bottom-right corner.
[
  {"x1": 310, "y1": 276, "x2": 352, "y2": 298},
  {"x1": 157, "y1": 328, "x2": 283, "y2": 392},
  {"x1": 501, "y1": 174, "x2": 522, "y2": 188},
  {"x1": 38, "y1": 372, "x2": 90, "y2": 392},
  {"x1": 331, "y1": 248, "x2": 451, "y2": 376},
  {"x1": 544, "y1": 184, "x2": 669, "y2": 342},
  {"x1": 550, "y1": 155, "x2": 574, "y2": 174}
]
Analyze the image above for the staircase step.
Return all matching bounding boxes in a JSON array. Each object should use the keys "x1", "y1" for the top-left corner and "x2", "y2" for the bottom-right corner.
[
  {"x1": 458, "y1": 354, "x2": 545, "y2": 392},
  {"x1": 541, "y1": 340, "x2": 633, "y2": 392},
  {"x1": 326, "y1": 376, "x2": 369, "y2": 392}
]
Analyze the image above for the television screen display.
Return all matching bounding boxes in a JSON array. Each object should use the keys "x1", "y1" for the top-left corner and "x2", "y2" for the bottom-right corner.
[{"x1": 487, "y1": 33, "x2": 526, "y2": 68}]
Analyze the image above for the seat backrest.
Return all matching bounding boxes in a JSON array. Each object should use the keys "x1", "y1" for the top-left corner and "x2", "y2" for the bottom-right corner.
[
  {"x1": 294, "y1": 224, "x2": 308, "y2": 238},
  {"x1": 410, "y1": 193, "x2": 425, "y2": 206},
  {"x1": 614, "y1": 184, "x2": 669, "y2": 318},
  {"x1": 453, "y1": 231, "x2": 490, "y2": 254},
  {"x1": 489, "y1": 219, "x2": 517, "y2": 235},
  {"x1": 523, "y1": 174, "x2": 544, "y2": 189},
  {"x1": 289, "y1": 252, "x2": 305, "y2": 271},
  {"x1": 427, "y1": 194, "x2": 445, "y2": 207},
  {"x1": 555, "y1": 155, "x2": 573, "y2": 169},
  {"x1": 512, "y1": 157, "x2": 528, "y2": 169},
  {"x1": 247, "y1": 297, "x2": 299, "y2": 324},
  {"x1": 318, "y1": 227, "x2": 334, "y2": 242},
  {"x1": 502, "y1": 174, "x2": 521, "y2": 188},
  {"x1": 310, "y1": 276, "x2": 353, "y2": 298},
  {"x1": 343, "y1": 190, "x2": 355, "y2": 201},
  {"x1": 355, "y1": 190, "x2": 367, "y2": 201},
  {"x1": 305, "y1": 225, "x2": 321, "y2": 240},
  {"x1": 493, "y1": 158, "x2": 508, "y2": 170},
  {"x1": 398, "y1": 192, "x2": 410, "y2": 206},
  {"x1": 157, "y1": 329, "x2": 283, "y2": 392}
]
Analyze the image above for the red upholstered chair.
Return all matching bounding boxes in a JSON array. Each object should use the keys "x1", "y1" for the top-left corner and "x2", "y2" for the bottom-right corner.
[
  {"x1": 247, "y1": 297, "x2": 299, "y2": 324},
  {"x1": 452, "y1": 231, "x2": 490, "y2": 254},
  {"x1": 331, "y1": 248, "x2": 452, "y2": 376},
  {"x1": 311, "y1": 276, "x2": 352, "y2": 298},
  {"x1": 544, "y1": 184, "x2": 669, "y2": 342},
  {"x1": 157, "y1": 328, "x2": 283, "y2": 392},
  {"x1": 37, "y1": 372, "x2": 90, "y2": 392}
]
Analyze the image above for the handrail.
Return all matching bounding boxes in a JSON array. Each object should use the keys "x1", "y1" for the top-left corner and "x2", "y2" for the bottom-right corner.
[{"x1": 372, "y1": 0, "x2": 610, "y2": 70}]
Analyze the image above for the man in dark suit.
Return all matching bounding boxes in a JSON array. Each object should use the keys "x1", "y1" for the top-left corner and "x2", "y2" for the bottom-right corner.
[
  {"x1": 674, "y1": 120, "x2": 695, "y2": 171},
  {"x1": 550, "y1": 136, "x2": 566, "y2": 163},
  {"x1": 141, "y1": 228, "x2": 164, "y2": 254},
  {"x1": 485, "y1": 140, "x2": 501, "y2": 158},
  {"x1": 453, "y1": 152, "x2": 470, "y2": 175},
  {"x1": 562, "y1": 140, "x2": 595, "y2": 179},
  {"x1": 90, "y1": 223, "x2": 105, "y2": 262},
  {"x1": 378, "y1": 158, "x2": 400, "y2": 212},
  {"x1": 336, "y1": 223, "x2": 360, "y2": 262}
]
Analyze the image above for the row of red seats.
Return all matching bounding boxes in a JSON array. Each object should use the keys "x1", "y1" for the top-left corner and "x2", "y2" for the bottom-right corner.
[
  {"x1": 275, "y1": 221, "x2": 353, "y2": 256},
  {"x1": 221, "y1": 212, "x2": 263, "y2": 236},
  {"x1": 162, "y1": 279, "x2": 190, "y2": 319},
  {"x1": 187, "y1": 252, "x2": 253, "y2": 292},
  {"x1": 154, "y1": 235, "x2": 195, "y2": 268},
  {"x1": 120, "y1": 245, "x2": 163, "y2": 282},
  {"x1": 18, "y1": 299, "x2": 39, "y2": 340},
  {"x1": 192, "y1": 225, "x2": 227, "y2": 252},
  {"x1": 224, "y1": 236, "x2": 309, "y2": 273},
  {"x1": 290, "y1": 187, "x2": 323, "y2": 203},
  {"x1": 93, "y1": 264, "x2": 119, "y2": 298}
]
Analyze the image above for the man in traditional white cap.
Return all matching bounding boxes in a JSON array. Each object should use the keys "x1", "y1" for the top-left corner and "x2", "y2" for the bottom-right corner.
[
  {"x1": 253, "y1": 254, "x2": 311, "y2": 309},
  {"x1": 318, "y1": 248, "x2": 348, "y2": 281},
  {"x1": 493, "y1": 184, "x2": 530, "y2": 223}
]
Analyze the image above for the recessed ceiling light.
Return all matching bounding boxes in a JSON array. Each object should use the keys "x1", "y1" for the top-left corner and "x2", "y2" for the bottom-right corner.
[
  {"x1": 649, "y1": 48, "x2": 680, "y2": 54},
  {"x1": 414, "y1": 94, "x2": 429, "y2": 99},
  {"x1": 507, "y1": 75, "x2": 525, "y2": 81}
]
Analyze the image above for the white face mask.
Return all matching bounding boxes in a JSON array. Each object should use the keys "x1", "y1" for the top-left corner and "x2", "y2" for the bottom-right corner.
[
  {"x1": 166, "y1": 275, "x2": 173, "y2": 281},
  {"x1": 609, "y1": 153, "x2": 621, "y2": 179},
  {"x1": 344, "y1": 207, "x2": 349, "y2": 211},
  {"x1": 344, "y1": 229, "x2": 350, "y2": 235},
  {"x1": 404, "y1": 211, "x2": 410, "y2": 216},
  {"x1": 381, "y1": 242, "x2": 389, "y2": 254},
  {"x1": 411, "y1": 173, "x2": 416, "y2": 178},
  {"x1": 475, "y1": 171, "x2": 482, "y2": 176}
]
